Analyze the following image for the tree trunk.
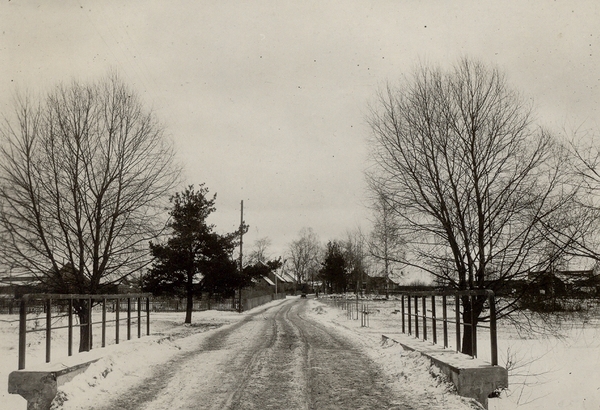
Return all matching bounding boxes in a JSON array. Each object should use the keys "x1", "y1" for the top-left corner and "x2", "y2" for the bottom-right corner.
[
  {"x1": 185, "y1": 291, "x2": 193, "y2": 323},
  {"x1": 75, "y1": 300, "x2": 92, "y2": 352},
  {"x1": 185, "y1": 270, "x2": 194, "y2": 323},
  {"x1": 461, "y1": 318, "x2": 474, "y2": 356},
  {"x1": 460, "y1": 295, "x2": 485, "y2": 356}
]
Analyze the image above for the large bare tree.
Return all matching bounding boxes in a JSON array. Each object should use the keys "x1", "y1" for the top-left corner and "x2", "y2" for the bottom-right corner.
[
  {"x1": 288, "y1": 227, "x2": 321, "y2": 289},
  {"x1": 343, "y1": 227, "x2": 369, "y2": 296},
  {"x1": 0, "y1": 74, "x2": 179, "y2": 349},
  {"x1": 367, "y1": 59, "x2": 576, "y2": 354},
  {"x1": 368, "y1": 191, "x2": 405, "y2": 298}
]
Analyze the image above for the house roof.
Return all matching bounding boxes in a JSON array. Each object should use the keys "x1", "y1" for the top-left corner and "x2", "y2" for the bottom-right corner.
[
  {"x1": 272, "y1": 272, "x2": 287, "y2": 283},
  {"x1": 281, "y1": 272, "x2": 296, "y2": 283}
]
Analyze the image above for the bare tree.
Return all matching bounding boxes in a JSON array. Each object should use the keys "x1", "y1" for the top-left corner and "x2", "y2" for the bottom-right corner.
[
  {"x1": 368, "y1": 190, "x2": 406, "y2": 298},
  {"x1": 288, "y1": 227, "x2": 321, "y2": 290},
  {"x1": 0, "y1": 74, "x2": 180, "y2": 350},
  {"x1": 343, "y1": 227, "x2": 369, "y2": 296},
  {"x1": 367, "y1": 59, "x2": 576, "y2": 354},
  {"x1": 551, "y1": 134, "x2": 600, "y2": 260},
  {"x1": 247, "y1": 236, "x2": 272, "y2": 265}
]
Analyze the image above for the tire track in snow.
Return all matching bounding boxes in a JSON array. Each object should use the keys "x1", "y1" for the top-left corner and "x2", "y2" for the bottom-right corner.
[
  {"x1": 92, "y1": 302, "x2": 285, "y2": 410},
  {"x1": 224, "y1": 300, "x2": 309, "y2": 410},
  {"x1": 88, "y1": 298, "x2": 413, "y2": 410},
  {"x1": 290, "y1": 300, "x2": 412, "y2": 410}
]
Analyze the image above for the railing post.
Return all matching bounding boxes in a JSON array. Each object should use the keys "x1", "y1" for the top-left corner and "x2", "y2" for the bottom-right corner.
[
  {"x1": 401, "y1": 295, "x2": 405, "y2": 334},
  {"x1": 407, "y1": 295, "x2": 412, "y2": 335},
  {"x1": 87, "y1": 297, "x2": 93, "y2": 352},
  {"x1": 127, "y1": 297, "x2": 131, "y2": 340},
  {"x1": 46, "y1": 298, "x2": 52, "y2": 363},
  {"x1": 146, "y1": 297, "x2": 150, "y2": 335},
  {"x1": 18, "y1": 297, "x2": 27, "y2": 370},
  {"x1": 414, "y1": 295, "x2": 419, "y2": 339},
  {"x1": 137, "y1": 297, "x2": 141, "y2": 338},
  {"x1": 360, "y1": 304, "x2": 364, "y2": 327},
  {"x1": 489, "y1": 292, "x2": 498, "y2": 366},
  {"x1": 455, "y1": 296, "x2": 461, "y2": 353},
  {"x1": 431, "y1": 295, "x2": 437, "y2": 344},
  {"x1": 422, "y1": 296, "x2": 427, "y2": 341},
  {"x1": 67, "y1": 298, "x2": 73, "y2": 356},
  {"x1": 442, "y1": 295, "x2": 448, "y2": 348},
  {"x1": 116, "y1": 298, "x2": 120, "y2": 344},
  {"x1": 102, "y1": 298, "x2": 107, "y2": 348},
  {"x1": 471, "y1": 295, "x2": 477, "y2": 358}
]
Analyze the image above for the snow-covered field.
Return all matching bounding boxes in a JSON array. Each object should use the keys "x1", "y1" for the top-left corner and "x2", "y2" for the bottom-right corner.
[{"x1": 1, "y1": 296, "x2": 599, "y2": 409}]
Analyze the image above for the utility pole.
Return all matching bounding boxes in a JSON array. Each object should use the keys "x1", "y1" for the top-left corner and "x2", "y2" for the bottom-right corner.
[{"x1": 238, "y1": 200, "x2": 244, "y2": 313}]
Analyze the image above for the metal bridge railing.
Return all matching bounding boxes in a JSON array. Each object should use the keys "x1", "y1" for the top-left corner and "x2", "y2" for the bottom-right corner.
[
  {"x1": 400, "y1": 289, "x2": 498, "y2": 366},
  {"x1": 17, "y1": 293, "x2": 151, "y2": 370}
]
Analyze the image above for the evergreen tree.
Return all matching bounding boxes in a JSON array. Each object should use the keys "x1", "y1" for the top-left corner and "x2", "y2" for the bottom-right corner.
[
  {"x1": 319, "y1": 241, "x2": 348, "y2": 294},
  {"x1": 143, "y1": 185, "x2": 239, "y2": 323}
]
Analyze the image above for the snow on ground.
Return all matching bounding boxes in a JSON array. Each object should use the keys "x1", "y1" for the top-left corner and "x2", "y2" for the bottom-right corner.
[
  {"x1": 0, "y1": 306, "x2": 248, "y2": 410},
  {"x1": 490, "y1": 311, "x2": 600, "y2": 410},
  {"x1": 305, "y1": 299, "x2": 481, "y2": 410},
  {"x1": 2, "y1": 296, "x2": 599, "y2": 409},
  {"x1": 312, "y1": 296, "x2": 600, "y2": 410},
  {"x1": 49, "y1": 308, "x2": 250, "y2": 410}
]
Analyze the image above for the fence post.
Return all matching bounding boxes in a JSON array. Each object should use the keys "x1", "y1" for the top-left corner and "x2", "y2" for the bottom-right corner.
[
  {"x1": 414, "y1": 295, "x2": 419, "y2": 339},
  {"x1": 68, "y1": 298, "x2": 73, "y2": 356},
  {"x1": 87, "y1": 297, "x2": 92, "y2": 351},
  {"x1": 431, "y1": 295, "x2": 437, "y2": 344},
  {"x1": 137, "y1": 297, "x2": 142, "y2": 338},
  {"x1": 102, "y1": 298, "x2": 107, "y2": 348},
  {"x1": 455, "y1": 296, "x2": 461, "y2": 353},
  {"x1": 360, "y1": 304, "x2": 364, "y2": 327},
  {"x1": 489, "y1": 292, "x2": 498, "y2": 366},
  {"x1": 116, "y1": 298, "x2": 120, "y2": 344},
  {"x1": 18, "y1": 298, "x2": 27, "y2": 370},
  {"x1": 442, "y1": 295, "x2": 448, "y2": 348},
  {"x1": 422, "y1": 296, "x2": 427, "y2": 341},
  {"x1": 407, "y1": 295, "x2": 412, "y2": 335},
  {"x1": 127, "y1": 297, "x2": 131, "y2": 340},
  {"x1": 401, "y1": 295, "x2": 405, "y2": 333},
  {"x1": 46, "y1": 298, "x2": 52, "y2": 363},
  {"x1": 471, "y1": 295, "x2": 477, "y2": 358},
  {"x1": 146, "y1": 297, "x2": 151, "y2": 335}
]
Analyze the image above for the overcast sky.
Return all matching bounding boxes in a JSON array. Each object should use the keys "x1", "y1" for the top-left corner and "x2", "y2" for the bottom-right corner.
[{"x1": 2, "y1": 1, "x2": 599, "y2": 260}]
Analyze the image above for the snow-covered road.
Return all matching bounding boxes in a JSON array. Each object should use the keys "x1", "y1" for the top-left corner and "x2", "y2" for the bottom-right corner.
[
  {"x1": 35, "y1": 297, "x2": 476, "y2": 410},
  {"x1": 91, "y1": 298, "x2": 409, "y2": 410}
]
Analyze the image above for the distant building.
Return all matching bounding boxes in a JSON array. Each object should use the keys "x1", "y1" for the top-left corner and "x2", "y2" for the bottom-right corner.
[
  {"x1": 0, "y1": 275, "x2": 40, "y2": 298},
  {"x1": 266, "y1": 270, "x2": 295, "y2": 294},
  {"x1": 527, "y1": 268, "x2": 600, "y2": 297},
  {"x1": 364, "y1": 274, "x2": 402, "y2": 294}
]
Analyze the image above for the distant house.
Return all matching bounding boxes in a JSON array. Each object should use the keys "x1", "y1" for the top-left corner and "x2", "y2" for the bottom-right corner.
[
  {"x1": 365, "y1": 275, "x2": 402, "y2": 294},
  {"x1": 527, "y1": 267, "x2": 600, "y2": 297},
  {"x1": 0, "y1": 275, "x2": 40, "y2": 298},
  {"x1": 267, "y1": 269, "x2": 296, "y2": 294}
]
